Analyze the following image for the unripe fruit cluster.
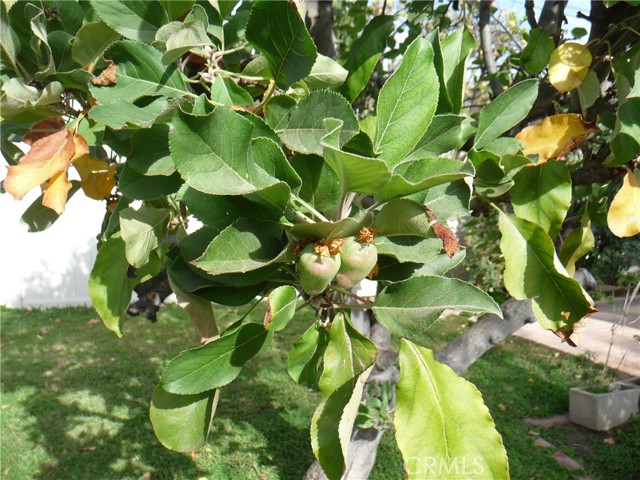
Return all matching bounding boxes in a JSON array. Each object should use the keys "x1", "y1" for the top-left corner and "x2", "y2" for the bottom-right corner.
[{"x1": 297, "y1": 229, "x2": 378, "y2": 296}]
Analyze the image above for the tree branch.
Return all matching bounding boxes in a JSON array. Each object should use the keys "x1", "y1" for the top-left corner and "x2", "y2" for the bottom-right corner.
[
  {"x1": 525, "y1": 0, "x2": 539, "y2": 29},
  {"x1": 305, "y1": 1, "x2": 337, "y2": 58},
  {"x1": 479, "y1": 1, "x2": 503, "y2": 98}
]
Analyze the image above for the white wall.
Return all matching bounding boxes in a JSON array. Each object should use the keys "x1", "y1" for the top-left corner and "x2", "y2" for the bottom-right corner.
[{"x1": 0, "y1": 187, "x2": 105, "y2": 308}]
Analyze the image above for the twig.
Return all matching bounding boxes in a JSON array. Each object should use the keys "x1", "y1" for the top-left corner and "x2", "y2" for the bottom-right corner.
[
  {"x1": 525, "y1": 1, "x2": 539, "y2": 29},
  {"x1": 478, "y1": 1, "x2": 503, "y2": 99}
]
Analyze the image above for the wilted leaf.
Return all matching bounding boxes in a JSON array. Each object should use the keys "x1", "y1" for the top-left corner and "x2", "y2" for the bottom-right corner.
[
  {"x1": 607, "y1": 170, "x2": 640, "y2": 238},
  {"x1": 515, "y1": 114, "x2": 598, "y2": 163},
  {"x1": 548, "y1": 43, "x2": 592, "y2": 93},
  {"x1": 4, "y1": 129, "x2": 74, "y2": 200},
  {"x1": 425, "y1": 208, "x2": 459, "y2": 257},
  {"x1": 92, "y1": 60, "x2": 117, "y2": 86},
  {"x1": 22, "y1": 117, "x2": 66, "y2": 145},
  {"x1": 42, "y1": 170, "x2": 72, "y2": 214},
  {"x1": 73, "y1": 155, "x2": 117, "y2": 200}
]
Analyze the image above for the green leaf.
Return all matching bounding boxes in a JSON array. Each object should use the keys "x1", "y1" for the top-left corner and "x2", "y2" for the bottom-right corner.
[
  {"x1": 305, "y1": 54, "x2": 348, "y2": 89},
  {"x1": 395, "y1": 340, "x2": 509, "y2": 479},
  {"x1": 420, "y1": 180, "x2": 471, "y2": 221},
  {"x1": 511, "y1": 161, "x2": 572, "y2": 238},
  {"x1": 497, "y1": 210, "x2": 595, "y2": 335},
  {"x1": 210, "y1": 77, "x2": 254, "y2": 106},
  {"x1": 375, "y1": 157, "x2": 474, "y2": 203},
  {"x1": 289, "y1": 214, "x2": 373, "y2": 241},
  {"x1": 0, "y1": 2, "x2": 20, "y2": 75},
  {"x1": 265, "y1": 94, "x2": 297, "y2": 130},
  {"x1": 90, "y1": 41, "x2": 191, "y2": 105},
  {"x1": 119, "y1": 166, "x2": 183, "y2": 201},
  {"x1": 373, "y1": 199, "x2": 433, "y2": 237},
  {"x1": 89, "y1": 97, "x2": 169, "y2": 130},
  {"x1": 577, "y1": 70, "x2": 600, "y2": 114},
  {"x1": 0, "y1": 78, "x2": 64, "y2": 122},
  {"x1": 311, "y1": 313, "x2": 377, "y2": 480},
  {"x1": 150, "y1": 385, "x2": 218, "y2": 452},
  {"x1": 155, "y1": 5, "x2": 212, "y2": 64},
  {"x1": 265, "y1": 285, "x2": 298, "y2": 332},
  {"x1": 167, "y1": 274, "x2": 219, "y2": 340},
  {"x1": 192, "y1": 219, "x2": 286, "y2": 275},
  {"x1": 20, "y1": 181, "x2": 81, "y2": 232},
  {"x1": 170, "y1": 108, "x2": 288, "y2": 198},
  {"x1": 90, "y1": 0, "x2": 168, "y2": 43},
  {"x1": 473, "y1": 79, "x2": 539, "y2": 150},
  {"x1": 338, "y1": 15, "x2": 394, "y2": 102},
  {"x1": 276, "y1": 91, "x2": 359, "y2": 155},
  {"x1": 245, "y1": 0, "x2": 317, "y2": 88},
  {"x1": 119, "y1": 205, "x2": 169, "y2": 268},
  {"x1": 88, "y1": 234, "x2": 159, "y2": 336},
  {"x1": 373, "y1": 276, "x2": 501, "y2": 346},
  {"x1": 406, "y1": 114, "x2": 470, "y2": 159},
  {"x1": 439, "y1": 27, "x2": 477, "y2": 113},
  {"x1": 159, "y1": 0, "x2": 194, "y2": 21},
  {"x1": 375, "y1": 37, "x2": 439, "y2": 166},
  {"x1": 291, "y1": 154, "x2": 341, "y2": 212},
  {"x1": 375, "y1": 236, "x2": 442, "y2": 264},
  {"x1": 610, "y1": 98, "x2": 640, "y2": 166},
  {"x1": 321, "y1": 119, "x2": 391, "y2": 195},
  {"x1": 521, "y1": 28, "x2": 554, "y2": 74},
  {"x1": 71, "y1": 21, "x2": 121, "y2": 68},
  {"x1": 288, "y1": 323, "x2": 329, "y2": 385},
  {"x1": 161, "y1": 323, "x2": 271, "y2": 394},
  {"x1": 128, "y1": 125, "x2": 175, "y2": 176},
  {"x1": 559, "y1": 213, "x2": 594, "y2": 277}
]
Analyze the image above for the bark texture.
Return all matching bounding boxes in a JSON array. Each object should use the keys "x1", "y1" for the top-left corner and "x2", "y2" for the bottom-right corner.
[{"x1": 305, "y1": 1, "x2": 337, "y2": 58}]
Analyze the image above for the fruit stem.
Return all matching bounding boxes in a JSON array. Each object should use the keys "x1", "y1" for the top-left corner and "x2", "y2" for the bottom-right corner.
[{"x1": 330, "y1": 285, "x2": 374, "y2": 305}]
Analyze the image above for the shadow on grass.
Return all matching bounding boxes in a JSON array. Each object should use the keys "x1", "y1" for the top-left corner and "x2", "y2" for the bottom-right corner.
[{"x1": 0, "y1": 306, "x2": 321, "y2": 480}]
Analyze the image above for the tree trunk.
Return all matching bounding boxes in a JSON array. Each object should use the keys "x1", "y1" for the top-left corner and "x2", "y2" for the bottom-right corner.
[
  {"x1": 305, "y1": 1, "x2": 337, "y2": 58},
  {"x1": 304, "y1": 299, "x2": 535, "y2": 479}
]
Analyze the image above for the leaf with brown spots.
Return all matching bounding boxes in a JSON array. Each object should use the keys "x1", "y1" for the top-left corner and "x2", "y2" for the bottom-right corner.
[{"x1": 425, "y1": 208, "x2": 459, "y2": 257}]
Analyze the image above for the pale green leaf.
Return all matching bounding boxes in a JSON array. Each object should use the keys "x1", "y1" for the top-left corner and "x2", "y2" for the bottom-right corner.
[
  {"x1": 119, "y1": 205, "x2": 169, "y2": 268},
  {"x1": 89, "y1": 97, "x2": 169, "y2": 130},
  {"x1": 192, "y1": 219, "x2": 286, "y2": 275},
  {"x1": 373, "y1": 276, "x2": 501, "y2": 346},
  {"x1": 150, "y1": 386, "x2": 218, "y2": 452},
  {"x1": 395, "y1": 340, "x2": 509, "y2": 480},
  {"x1": 406, "y1": 114, "x2": 470, "y2": 159},
  {"x1": 245, "y1": 0, "x2": 317, "y2": 88},
  {"x1": 440, "y1": 27, "x2": 477, "y2": 113},
  {"x1": 373, "y1": 199, "x2": 433, "y2": 237},
  {"x1": 155, "y1": 5, "x2": 212, "y2": 64},
  {"x1": 473, "y1": 79, "x2": 539, "y2": 150},
  {"x1": 288, "y1": 323, "x2": 329, "y2": 385},
  {"x1": 511, "y1": 161, "x2": 572, "y2": 238},
  {"x1": 128, "y1": 125, "x2": 176, "y2": 176},
  {"x1": 375, "y1": 37, "x2": 439, "y2": 166},
  {"x1": 265, "y1": 286, "x2": 298, "y2": 332},
  {"x1": 305, "y1": 54, "x2": 348, "y2": 89},
  {"x1": 375, "y1": 236, "x2": 442, "y2": 264}
]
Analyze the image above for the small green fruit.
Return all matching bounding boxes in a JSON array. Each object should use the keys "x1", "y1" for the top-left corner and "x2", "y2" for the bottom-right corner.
[
  {"x1": 298, "y1": 243, "x2": 341, "y2": 295},
  {"x1": 336, "y1": 237, "x2": 378, "y2": 288}
]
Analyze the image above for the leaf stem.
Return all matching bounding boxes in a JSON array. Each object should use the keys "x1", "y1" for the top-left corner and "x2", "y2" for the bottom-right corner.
[
  {"x1": 291, "y1": 195, "x2": 330, "y2": 222},
  {"x1": 330, "y1": 285, "x2": 374, "y2": 305}
]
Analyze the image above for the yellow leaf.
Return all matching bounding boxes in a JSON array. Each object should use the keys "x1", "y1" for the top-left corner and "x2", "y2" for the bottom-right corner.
[
  {"x1": 515, "y1": 114, "x2": 598, "y2": 164},
  {"x1": 4, "y1": 129, "x2": 75, "y2": 200},
  {"x1": 607, "y1": 171, "x2": 640, "y2": 238},
  {"x1": 73, "y1": 155, "x2": 117, "y2": 200},
  {"x1": 548, "y1": 43, "x2": 592, "y2": 93},
  {"x1": 42, "y1": 170, "x2": 72, "y2": 214}
]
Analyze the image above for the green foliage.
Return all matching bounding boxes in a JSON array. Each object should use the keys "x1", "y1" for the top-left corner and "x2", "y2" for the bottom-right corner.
[{"x1": 2, "y1": 1, "x2": 637, "y2": 478}]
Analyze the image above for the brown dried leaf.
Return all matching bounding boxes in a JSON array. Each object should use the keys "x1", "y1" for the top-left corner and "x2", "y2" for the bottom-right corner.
[
  {"x1": 23, "y1": 117, "x2": 66, "y2": 146},
  {"x1": 425, "y1": 208, "x2": 459, "y2": 257},
  {"x1": 327, "y1": 237, "x2": 345, "y2": 255},
  {"x1": 4, "y1": 129, "x2": 75, "y2": 200},
  {"x1": 92, "y1": 60, "x2": 117, "y2": 86},
  {"x1": 42, "y1": 170, "x2": 72, "y2": 214}
]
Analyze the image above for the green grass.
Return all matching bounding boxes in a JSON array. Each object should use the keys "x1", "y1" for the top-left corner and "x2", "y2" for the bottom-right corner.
[{"x1": 1, "y1": 305, "x2": 638, "y2": 480}]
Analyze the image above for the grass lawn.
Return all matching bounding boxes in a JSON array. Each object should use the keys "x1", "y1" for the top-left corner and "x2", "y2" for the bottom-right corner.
[{"x1": 1, "y1": 304, "x2": 638, "y2": 480}]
